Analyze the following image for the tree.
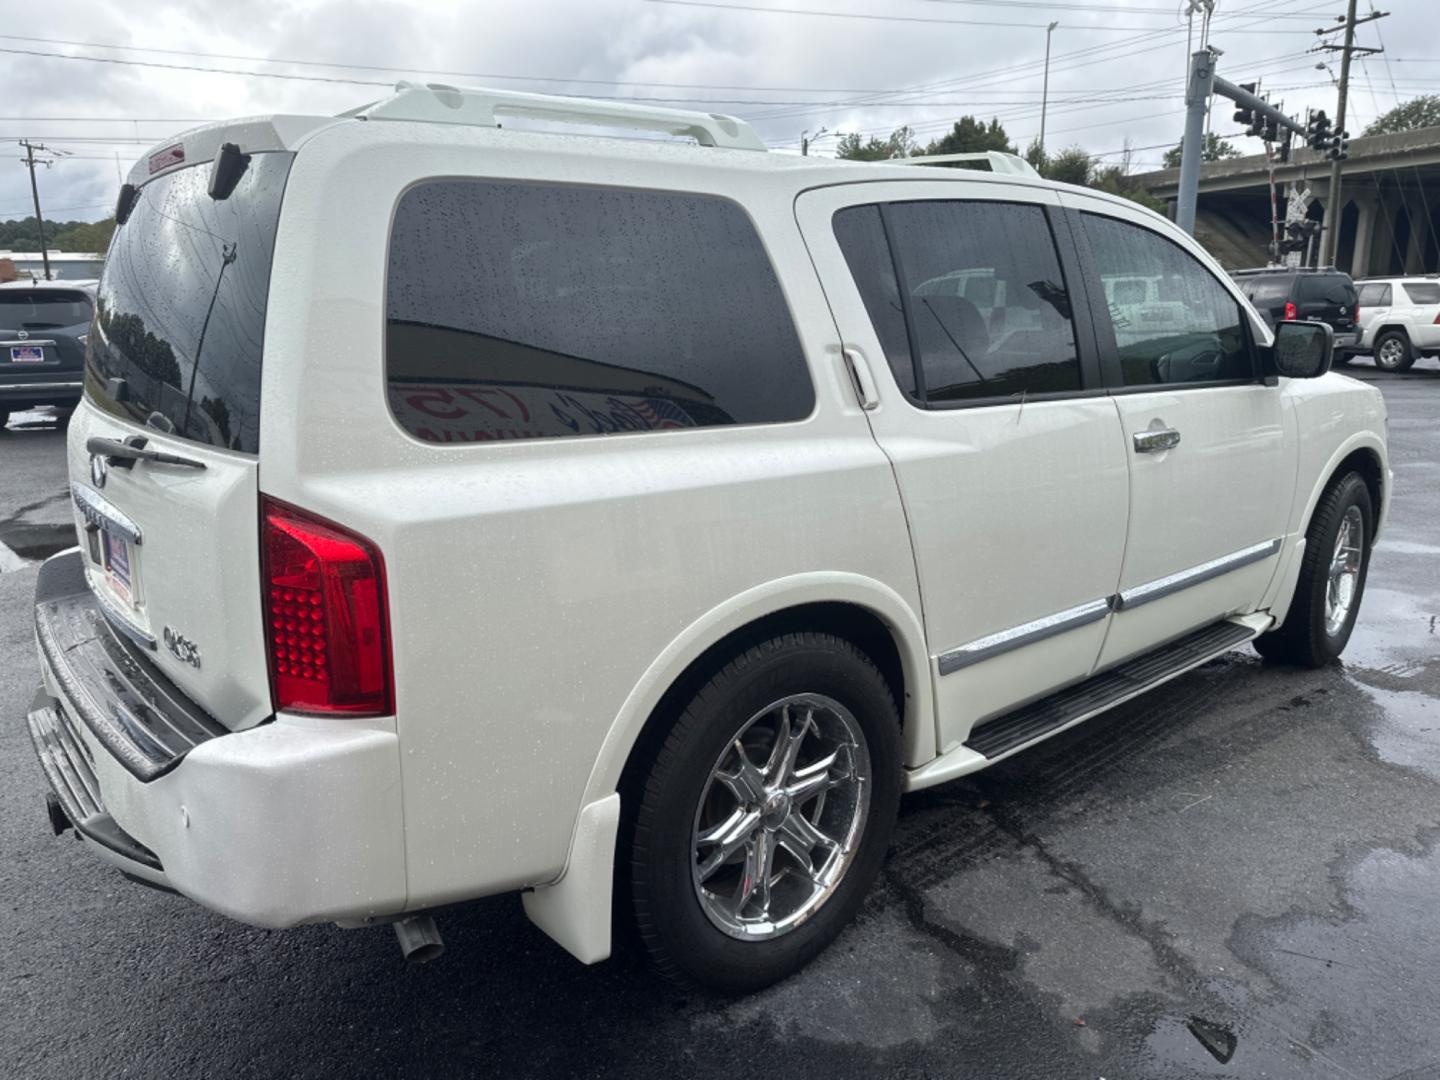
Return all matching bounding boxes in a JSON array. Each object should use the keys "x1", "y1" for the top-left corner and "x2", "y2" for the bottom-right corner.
[
  {"x1": 836, "y1": 126, "x2": 919, "y2": 161},
  {"x1": 1023, "y1": 138, "x2": 1047, "y2": 174},
  {"x1": 1044, "y1": 145, "x2": 1094, "y2": 186},
  {"x1": 1162, "y1": 132, "x2": 1243, "y2": 169},
  {"x1": 52, "y1": 218, "x2": 116, "y2": 253},
  {"x1": 923, "y1": 116, "x2": 1014, "y2": 157},
  {"x1": 1364, "y1": 94, "x2": 1440, "y2": 136}
]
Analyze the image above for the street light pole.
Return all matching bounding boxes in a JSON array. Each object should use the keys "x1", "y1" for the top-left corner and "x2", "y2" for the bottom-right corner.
[{"x1": 1039, "y1": 21, "x2": 1059, "y2": 158}]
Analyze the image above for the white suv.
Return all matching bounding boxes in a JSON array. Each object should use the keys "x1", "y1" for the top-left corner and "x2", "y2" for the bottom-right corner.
[
  {"x1": 25, "y1": 84, "x2": 1390, "y2": 991},
  {"x1": 1354, "y1": 276, "x2": 1440, "y2": 370}
]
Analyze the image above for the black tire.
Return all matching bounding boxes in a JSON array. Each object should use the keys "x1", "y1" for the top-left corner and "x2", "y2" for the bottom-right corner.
[
  {"x1": 1373, "y1": 330, "x2": 1415, "y2": 372},
  {"x1": 1254, "y1": 471, "x2": 1373, "y2": 667},
  {"x1": 0, "y1": 409, "x2": 9, "y2": 431},
  {"x1": 628, "y1": 632, "x2": 902, "y2": 992},
  {"x1": 1333, "y1": 353, "x2": 1352, "y2": 366}
]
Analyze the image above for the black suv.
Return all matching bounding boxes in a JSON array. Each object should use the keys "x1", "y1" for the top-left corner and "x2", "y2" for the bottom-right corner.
[
  {"x1": 1232, "y1": 267, "x2": 1359, "y2": 354},
  {"x1": 0, "y1": 280, "x2": 95, "y2": 430}
]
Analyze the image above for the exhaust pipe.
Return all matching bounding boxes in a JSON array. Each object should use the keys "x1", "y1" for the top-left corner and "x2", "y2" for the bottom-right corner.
[{"x1": 393, "y1": 915, "x2": 444, "y2": 964}]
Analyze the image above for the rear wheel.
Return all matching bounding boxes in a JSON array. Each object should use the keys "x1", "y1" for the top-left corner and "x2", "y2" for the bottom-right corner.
[
  {"x1": 1254, "y1": 471, "x2": 1373, "y2": 667},
  {"x1": 0, "y1": 409, "x2": 9, "y2": 431},
  {"x1": 1374, "y1": 330, "x2": 1415, "y2": 371},
  {"x1": 629, "y1": 632, "x2": 901, "y2": 992}
]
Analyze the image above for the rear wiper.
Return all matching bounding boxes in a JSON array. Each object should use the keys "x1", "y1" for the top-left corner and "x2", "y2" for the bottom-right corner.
[{"x1": 86, "y1": 436, "x2": 207, "y2": 470}]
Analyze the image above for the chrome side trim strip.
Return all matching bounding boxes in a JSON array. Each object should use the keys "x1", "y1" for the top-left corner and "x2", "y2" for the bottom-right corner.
[
  {"x1": 73, "y1": 485, "x2": 142, "y2": 545},
  {"x1": 0, "y1": 380, "x2": 82, "y2": 392},
  {"x1": 1115, "y1": 537, "x2": 1283, "y2": 611},
  {"x1": 937, "y1": 598, "x2": 1112, "y2": 676}
]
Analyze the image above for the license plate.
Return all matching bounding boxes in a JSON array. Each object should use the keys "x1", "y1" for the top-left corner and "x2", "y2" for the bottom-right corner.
[
  {"x1": 102, "y1": 530, "x2": 133, "y2": 604},
  {"x1": 8, "y1": 345, "x2": 44, "y2": 363}
]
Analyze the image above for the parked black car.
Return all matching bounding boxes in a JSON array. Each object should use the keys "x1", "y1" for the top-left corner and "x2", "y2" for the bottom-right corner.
[
  {"x1": 1231, "y1": 267, "x2": 1360, "y2": 356},
  {"x1": 0, "y1": 279, "x2": 95, "y2": 429}
]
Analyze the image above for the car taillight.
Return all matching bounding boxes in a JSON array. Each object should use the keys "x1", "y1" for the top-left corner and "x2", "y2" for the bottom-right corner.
[
  {"x1": 1433, "y1": 312, "x2": 1440, "y2": 325},
  {"x1": 1283, "y1": 301, "x2": 1298, "y2": 321},
  {"x1": 261, "y1": 497, "x2": 393, "y2": 716},
  {"x1": 1353, "y1": 304, "x2": 1360, "y2": 323}
]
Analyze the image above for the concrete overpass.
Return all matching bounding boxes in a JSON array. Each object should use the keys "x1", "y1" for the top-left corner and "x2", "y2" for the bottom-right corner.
[{"x1": 1133, "y1": 126, "x2": 1440, "y2": 276}]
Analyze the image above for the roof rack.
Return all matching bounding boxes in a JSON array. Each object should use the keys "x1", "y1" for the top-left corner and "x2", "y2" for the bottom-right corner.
[
  {"x1": 343, "y1": 81, "x2": 768, "y2": 152},
  {"x1": 890, "y1": 151, "x2": 1040, "y2": 178}
]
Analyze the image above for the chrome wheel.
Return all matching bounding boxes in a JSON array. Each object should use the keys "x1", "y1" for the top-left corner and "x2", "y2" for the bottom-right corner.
[
  {"x1": 1377, "y1": 336, "x2": 1406, "y2": 369},
  {"x1": 1324, "y1": 505, "x2": 1364, "y2": 637},
  {"x1": 691, "y1": 693, "x2": 871, "y2": 941}
]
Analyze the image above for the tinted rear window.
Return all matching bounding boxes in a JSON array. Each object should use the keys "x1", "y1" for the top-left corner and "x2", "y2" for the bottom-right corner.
[
  {"x1": 87, "y1": 152, "x2": 292, "y2": 453},
  {"x1": 1402, "y1": 282, "x2": 1440, "y2": 305},
  {"x1": 1239, "y1": 277, "x2": 1291, "y2": 305},
  {"x1": 0, "y1": 289, "x2": 92, "y2": 331},
  {"x1": 385, "y1": 181, "x2": 813, "y2": 443},
  {"x1": 1298, "y1": 274, "x2": 1356, "y2": 306}
]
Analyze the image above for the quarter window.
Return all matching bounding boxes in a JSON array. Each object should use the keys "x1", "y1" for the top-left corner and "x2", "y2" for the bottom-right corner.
[
  {"x1": 386, "y1": 182, "x2": 814, "y2": 443},
  {"x1": 1083, "y1": 213, "x2": 1253, "y2": 387},
  {"x1": 835, "y1": 200, "x2": 1081, "y2": 404},
  {"x1": 1401, "y1": 281, "x2": 1440, "y2": 305}
]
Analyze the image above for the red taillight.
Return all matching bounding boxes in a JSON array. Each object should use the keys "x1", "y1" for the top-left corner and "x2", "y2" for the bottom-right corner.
[
  {"x1": 1283, "y1": 301, "x2": 1298, "y2": 321},
  {"x1": 1433, "y1": 312, "x2": 1440, "y2": 326},
  {"x1": 1353, "y1": 303, "x2": 1361, "y2": 323},
  {"x1": 261, "y1": 497, "x2": 393, "y2": 716}
]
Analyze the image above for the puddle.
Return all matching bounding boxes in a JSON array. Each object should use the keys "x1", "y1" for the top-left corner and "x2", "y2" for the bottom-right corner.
[
  {"x1": 0, "y1": 523, "x2": 74, "y2": 572},
  {"x1": 1358, "y1": 683, "x2": 1440, "y2": 781}
]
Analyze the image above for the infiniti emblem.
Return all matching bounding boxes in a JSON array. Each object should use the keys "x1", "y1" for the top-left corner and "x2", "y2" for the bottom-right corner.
[{"x1": 90, "y1": 453, "x2": 107, "y2": 489}]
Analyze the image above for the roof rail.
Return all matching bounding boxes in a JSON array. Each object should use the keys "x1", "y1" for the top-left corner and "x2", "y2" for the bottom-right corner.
[
  {"x1": 890, "y1": 151, "x2": 1040, "y2": 178},
  {"x1": 343, "y1": 81, "x2": 768, "y2": 152}
]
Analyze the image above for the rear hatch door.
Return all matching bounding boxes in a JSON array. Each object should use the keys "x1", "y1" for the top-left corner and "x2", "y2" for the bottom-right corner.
[
  {"x1": 0, "y1": 286, "x2": 91, "y2": 383},
  {"x1": 69, "y1": 149, "x2": 295, "y2": 731},
  {"x1": 1297, "y1": 273, "x2": 1358, "y2": 337}
]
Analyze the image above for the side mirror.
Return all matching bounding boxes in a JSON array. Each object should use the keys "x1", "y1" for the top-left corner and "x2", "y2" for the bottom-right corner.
[{"x1": 1266, "y1": 320, "x2": 1333, "y2": 379}]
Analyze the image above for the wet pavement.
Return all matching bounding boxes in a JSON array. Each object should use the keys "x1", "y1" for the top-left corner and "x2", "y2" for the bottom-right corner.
[{"x1": 1, "y1": 364, "x2": 1438, "y2": 1079}]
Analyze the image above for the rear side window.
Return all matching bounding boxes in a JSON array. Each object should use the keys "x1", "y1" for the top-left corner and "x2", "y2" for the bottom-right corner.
[
  {"x1": 0, "y1": 289, "x2": 92, "y2": 330},
  {"x1": 1402, "y1": 282, "x2": 1440, "y2": 305},
  {"x1": 1083, "y1": 213, "x2": 1252, "y2": 387},
  {"x1": 385, "y1": 182, "x2": 813, "y2": 443},
  {"x1": 1358, "y1": 283, "x2": 1392, "y2": 307},
  {"x1": 835, "y1": 200, "x2": 1080, "y2": 404},
  {"x1": 832, "y1": 206, "x2": 914, "y2": 396},
  {"x1": 88, "y1": 152, "x2": 292, "y2": 453},
  {"x1": 1298, "y1": 274, "x2": 1357, "y2": 306}
]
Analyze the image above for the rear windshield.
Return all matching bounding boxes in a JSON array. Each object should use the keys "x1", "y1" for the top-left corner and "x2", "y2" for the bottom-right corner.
[
  {"x1": 1239, "y1": 277, "x2": 1290, "y2": 305},
  {"x1": 86, "y1": 151, "x2": 292, "y2": 453},
  {"x1": 1298, "y1": 274, "x2": 1356, "y2": 306},
  {"x1": 0, "y1": 289, "x2": 92, "y2": 331},
  {"x1": 1402, "y1": 281, "x2": 1440, "y2": 305}
]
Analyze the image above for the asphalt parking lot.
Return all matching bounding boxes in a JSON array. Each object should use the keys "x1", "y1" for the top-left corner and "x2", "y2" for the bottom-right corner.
[{"x1": 2, "y1": 358, "x2": 1438, "y2": 1080}]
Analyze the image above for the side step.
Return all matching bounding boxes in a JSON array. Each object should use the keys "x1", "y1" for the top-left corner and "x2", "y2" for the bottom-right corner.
[{"x1": 964, "y1": 620, "x2": 1256, "y2": 760}]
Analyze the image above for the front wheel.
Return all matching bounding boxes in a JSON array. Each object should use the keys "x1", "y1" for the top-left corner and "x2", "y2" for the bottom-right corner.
[
  {"x1": 1254, "y1": 471, "x2": 1373, "y2": 667},
  {"x1": 628, "y1": 633, "x2": 901, "y2": 992},
  {"x1": 1374, "y1": 330, "x2": 1415, "y2": 371}
]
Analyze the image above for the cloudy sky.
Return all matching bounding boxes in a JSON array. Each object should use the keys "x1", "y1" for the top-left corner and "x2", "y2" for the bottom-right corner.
[{"x1": 1, "y1": 0, "x2": 1435, "y2": 233}]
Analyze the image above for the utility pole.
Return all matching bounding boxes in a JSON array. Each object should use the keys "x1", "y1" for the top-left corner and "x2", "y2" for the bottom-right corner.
[
  {"x1": 1039, "y1": 21, "x2": 1059, "y2": 158},
  {"x1": 19, "y1": 139, "x2": 55, "y2": 281},
  {"x1": 1316, "y1": 3, "x2": 1387, "y2": 267}
]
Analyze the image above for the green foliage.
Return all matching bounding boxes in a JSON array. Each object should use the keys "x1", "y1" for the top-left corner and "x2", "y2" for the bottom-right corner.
[
  {"x1": 1091, "y1": 165, "x2": 1166, "y2": 213},
  {"x1": 52, "y1": 218, "x2": 116, "y2": 253},
  {"x1": 1043, "y1": 145, "x2": 1094, "y2": 186},
  {"x1": 1364, "y1": 94, "x2": 1440, "y2": 136},
  {"x1": 0, "y1": 215, "x2": 114, "y2": 253},
  {"x1": 1023, "y1": 138, "x2": 1048, "y2": 173},
  {"x1": 836, "y1": 126, "x2": 919, "y2": 161},
  {"x1": 924, "y1": 116, "x2": 1014, "y2": 157},
  {"x1": 1162, "y1": 132, "x2": 1243, "y2": 169}
]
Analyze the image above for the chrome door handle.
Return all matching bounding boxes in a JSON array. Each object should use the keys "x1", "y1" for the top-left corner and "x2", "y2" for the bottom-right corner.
[{"x1": 1133, "y1": 428, "x2": 1181, "y2": 453}]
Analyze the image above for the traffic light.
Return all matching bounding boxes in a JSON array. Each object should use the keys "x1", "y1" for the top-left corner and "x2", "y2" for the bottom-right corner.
[
  {"x1": 1278, "y1": 219, "x2": 1322, "y2": 254},
  {"x1": 1233, "y1": 82, "x2": 1257, "y2": 130},
  {"x1": 1327, "y1": 130, "x2": 1349, "y2": 161},
  {"x1": 1307, "y1": 110, "x2": 1332, "y2": 152}
]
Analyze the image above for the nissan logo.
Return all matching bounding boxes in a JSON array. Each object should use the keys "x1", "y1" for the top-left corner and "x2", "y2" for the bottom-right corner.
[
  {"x1": 90, "y1": 453, "x2": 107, "y2": 489},
  {"x1": 16, "y1": 329, "x2": 28, "y2": 341}
]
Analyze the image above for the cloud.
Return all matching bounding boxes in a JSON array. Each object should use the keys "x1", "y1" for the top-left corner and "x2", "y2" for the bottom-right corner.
[{"x1": 1, "y1": 0, "x2": 1433, "y2": 233}]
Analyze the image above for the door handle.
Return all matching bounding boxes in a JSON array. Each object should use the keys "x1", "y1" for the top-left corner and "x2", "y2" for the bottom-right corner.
[
  {"x1": 1133, "y1": 427, "x2": 1181, "y2": 453},
  {"x1": 842, "y1": 347, "x2": 879, "y2": 411}
]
